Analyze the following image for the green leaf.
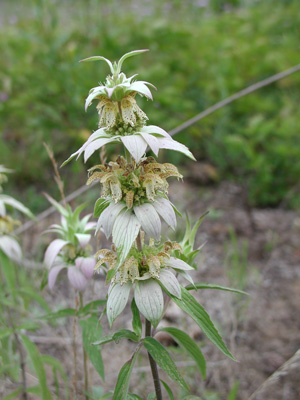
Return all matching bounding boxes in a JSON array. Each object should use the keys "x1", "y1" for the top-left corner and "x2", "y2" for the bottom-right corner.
[
  {"x1": 0, "y1": 328, "x2": 13, "y2": 340},
  {"x1": 171, "y1": 287, "x2": 235, "y2": 361},
  {"x1": 143, "y1": 337, "x2": 189, "y2": 392},
  {"x1": 147, "y1": 393, "x2": 156, "y2": 400},
  {"x1": 160, "y1": 379, "x2": 175, "y2": 400},
  {"x1": 112, "y1": 349, "x2": 140, "y2": 400},
  {"x1": 185, "y1": 283, "x2": 248, "y2": 296},
  {"x1": 131, "y1": 298, "x2": 142, "y2": 339},
  {"x1": 227, "y1": 381, "x2": 239, "y2": 400},
  {"x1": 40, "y1": 308, "x2": 75, "y2": 319},
  {"x1": 189, "y1": 212, "x2": 209, "y2": 246},
  {"x1": 41, "y1": 355, "x2": 69, "y2": 399},
  {"x1": 93, "y1": 329, "x2": 140, "y2": 346},
  {"x1": 81, "y1": 299, "x2": 106, "y2": 315},
  {"x1": 94, "y1": 198, "x2": 110, "y2": 218},
  {"x1": 128, "y1": 394, "x2": 143, "y2": 400},
  {"x1": 0, "y1": 252, "x2": 17, "y2": 299},
  {"x1": 80, "y1": 55, "x2": 114, "y2": 74},
  {"x1": 43, "y1": 193, "x2": 68, "y2": 217},
  {"x1": 20, "y1": 335, "x2": 52, "y2": 400},
  {"x1": 158, "y1": 327, "x2": 206, "y2": 380},
  {"x1": 1, "y1": 388, "x2": 23, "y2": 400},
  {"x1": 80, "y1": 316, "x2": 104, "y2": 380},
  {"x1": 19, "y1": 288, "x2": 52, "y2": 313},
  {"x1": 117, "y1": 49, "x2": 149, "y2": 73}
]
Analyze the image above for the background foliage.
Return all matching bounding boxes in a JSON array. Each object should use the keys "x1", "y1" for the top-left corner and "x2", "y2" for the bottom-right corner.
[{"x1": 1, "y1": 0, "x2": 300, "y2": 209}]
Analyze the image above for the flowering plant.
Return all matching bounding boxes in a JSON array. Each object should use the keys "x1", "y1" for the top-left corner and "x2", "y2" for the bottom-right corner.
[
  {"x1": 62, "y1": 50, "x2": 245, "y2": 399},
  {"x1": 43, "y1": 194, "x2": 96, "y2": 292}
]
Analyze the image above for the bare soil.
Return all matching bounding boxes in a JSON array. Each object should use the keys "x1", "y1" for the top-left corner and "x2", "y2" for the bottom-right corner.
[{"x1": 3, "y1": 179, "x2": 300, "y2": 400}]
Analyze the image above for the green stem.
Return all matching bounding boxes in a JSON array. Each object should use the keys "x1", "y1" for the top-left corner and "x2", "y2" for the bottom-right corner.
[
  {"x1": 145, "y1": 319, "x2": 163, "y2": 400},
  {"x1": 79, "y1": 293, "x2": 89, "y2": 400}
]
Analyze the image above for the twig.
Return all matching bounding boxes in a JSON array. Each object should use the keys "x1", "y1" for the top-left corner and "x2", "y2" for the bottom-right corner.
[
  {"x1": 15, "y1": 64, "x2": 300, "y2": 235},
  {"x1": 248, "y1": 349, "x2": 300, "y2": 400},
  {"x1": 168, "y1": 64, "x2": 300, "y2": 137},
  {"x1": 43, "y1": 142, "x2": 66, "y2": 206}
]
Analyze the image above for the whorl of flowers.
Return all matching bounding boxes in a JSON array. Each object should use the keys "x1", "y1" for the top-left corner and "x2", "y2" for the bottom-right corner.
[
  {"x1": 43, "y1": 194, "x2": 97, "y2": 292},
  {"x1": 95, "y1": 239, "x2": 194, "y2": 327}
]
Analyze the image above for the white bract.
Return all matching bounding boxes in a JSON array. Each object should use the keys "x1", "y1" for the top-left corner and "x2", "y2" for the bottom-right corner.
[
  {"x1": 0, "y1": 166, "x2": 34, "y2": 262},
  {"x1": 104, "y1": 251, "x2": 194, "y2": 327},
  {"x1": 62, "y1": 125, "x2": 195, "y2": 166}
]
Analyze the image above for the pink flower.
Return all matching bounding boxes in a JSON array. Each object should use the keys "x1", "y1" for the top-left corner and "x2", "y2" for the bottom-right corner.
[{"x1": 48, "y1": 256, "x2": 96, "y2": 292}]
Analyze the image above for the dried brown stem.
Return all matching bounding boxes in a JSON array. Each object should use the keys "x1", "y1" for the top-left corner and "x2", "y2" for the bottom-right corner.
[{"x1": 43, "y1": 142, "x2": 66, "y2": 206}]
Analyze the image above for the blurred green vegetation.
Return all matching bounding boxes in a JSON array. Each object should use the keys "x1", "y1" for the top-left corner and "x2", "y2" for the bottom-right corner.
[{"x1": 1, "y1": 0, "x2": 300, "y2": 211}]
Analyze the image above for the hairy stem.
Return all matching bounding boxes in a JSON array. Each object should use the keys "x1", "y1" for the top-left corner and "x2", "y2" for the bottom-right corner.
[
  {"x1": 79, "y1": 293, "x2": 89, "y2": 400},
  {"x1": 145, "y1": 319, "x2": 162, "y2": 400}
]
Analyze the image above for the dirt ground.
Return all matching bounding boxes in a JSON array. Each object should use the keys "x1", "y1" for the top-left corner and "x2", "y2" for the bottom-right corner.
[{"x1": 3, "y1": 177, "x2": 300, "y2": 400}]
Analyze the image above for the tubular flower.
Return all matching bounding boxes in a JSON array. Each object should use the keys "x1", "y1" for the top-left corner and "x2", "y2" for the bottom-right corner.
[
  {"x1": 95, "y1": 240, "x2": 194, "y2": 327},
  {"x1": 43, "y1": 194, "x2": 97, "y2": 292},
  {"x1": 91, "y1": 157, "x2": 182, "y2": 265},
  {"x1": 62, "y1": 51, "x2": 194, "y2": 167},
  {"x1": 87, "y1": 156, "x2": 182, "y2": 205}
]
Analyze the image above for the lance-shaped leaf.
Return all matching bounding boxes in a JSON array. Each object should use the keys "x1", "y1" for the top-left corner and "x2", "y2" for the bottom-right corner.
[
  {"x1": 160, "y1": 379, "x2": 175, "y2": 400},
  {"x1": 121, "y1": 135, "x2": 148, "y2": 162},
  {"x1": 43, "y1": 239, "x2": 69, "y2": 269},
  {"x1": 171, "y1": 287, "x2": 235, "y2": 361},
  {"x1": 158, "y1": 327, "x2": 206, "y2": 379},
  {"x1": 158, "y1": 269, "x2": 181, "y2": 299},
  {"x1": 80, "y1": 55, "x2": 114, "y2": 73},
  {"x1": 112, "y1": 211, "x2": 141, "y2": 265},
  {"x1": 131, "y1": 298, "x2": 142, "y2": 338},
  {"x1": 117, "y1": 49, "x2": 149, "y2": 73},
  {"x1": 20, "y1": 335, "x2": 52, "y2": 400},
  {"x1": 79, "y1": 316, "x2": 104, "y2": 379},
  {"x1": 134, "y1": 280, "x2": 163, "y2": 328},
  {"x1": 134, "y1": 203, "x2": 161, "y2": 240},
  {"x1": 112, "y1": 348, "x2": 140, "y2": 400},
  {"x1": 107, "y1": 283, "x2": 131, "y2": 327},
  {"x1": 185, "y1": 282, "x2": 248, "y2": 296},
  {"x1": 93, "y1": 329, "x2": 139, "y2": 346},
  {"x1": 143, "y1": 337, "x2": 189, "y2": 392},
  {"x1": 94, "y1": 198, "x2": 110, "y2": 218},
  {"x1": 153, "y1": 197, "x2": 176, "y2": 230}
]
